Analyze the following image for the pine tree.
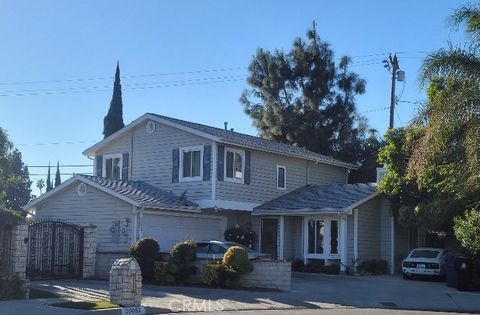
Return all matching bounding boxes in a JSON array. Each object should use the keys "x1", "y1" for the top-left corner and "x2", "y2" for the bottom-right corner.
[
  {"x1": 103, "y1": 61, "x2": 125, "y2": 138},
  {"x1": 55, "y1": 161, "x2": 61, "y2": 187},
  {"x1": 46, "y1": 162, "x2": 52, "y2": 192}
]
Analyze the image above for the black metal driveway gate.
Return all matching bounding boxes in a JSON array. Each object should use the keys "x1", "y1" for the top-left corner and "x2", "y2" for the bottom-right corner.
[{"x1": 27, "y1": 220, "x2": 84, "y2": 280}]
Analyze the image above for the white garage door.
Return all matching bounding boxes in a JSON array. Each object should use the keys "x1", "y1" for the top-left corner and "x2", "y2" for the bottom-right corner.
[{"x1": 142, "y1": 213, "x2": 226, "y2": 251}]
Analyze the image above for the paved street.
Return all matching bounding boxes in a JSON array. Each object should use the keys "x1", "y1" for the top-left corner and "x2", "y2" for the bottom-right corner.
[{"x1": 1, "y1": 273, "x2": 478, "y2": 314}]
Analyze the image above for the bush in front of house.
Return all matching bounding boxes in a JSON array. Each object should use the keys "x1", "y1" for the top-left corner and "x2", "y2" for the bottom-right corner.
[
  {"x1": 129, "y1": 237, "x2": 160, "y2": 281},
  {"x1": 0, "y1": 273, "x2": 25, "y2": 300},
  {"x1": 201, "y1": 261, "x2": 226, "y2": 286},
  {"x1": 291, "y1": 259, "x2": 305, "y2": 272},
  {"x1": 153, "y1": 261, "x2": 177, "y2": 284},
  {"x1": 304, "y1": 260, "x2": 324, "y2": 273},
  {"x1": 224, "y1": 225, "x2": 256, "y2": 249},
  {"x1": 358, "y1": 259, "x2": 388, "y2": 275},
  {"x1": 169, "y1": 240, "x2": 197, "y2": 283},
  {"x1": 202, "y1": 246, "x2": 253, "y2": 288}
]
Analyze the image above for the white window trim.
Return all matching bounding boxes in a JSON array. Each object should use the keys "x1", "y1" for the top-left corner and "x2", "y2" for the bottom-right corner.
[
  {"x1": 224, "y1": 147, "x2": 245, "y2": 184},
  {"x1": 303, "y1": 216, "x2": 340, "y2": 260},
  {"x1": 102, "y1": 153, "x2": 123, "y2": 180},
  {"x1": 179, "y1": 145, "x2": 204, "y2": 182},
  {"x1": 276, "y1": 165, "x2": 286, "y2": 190}
]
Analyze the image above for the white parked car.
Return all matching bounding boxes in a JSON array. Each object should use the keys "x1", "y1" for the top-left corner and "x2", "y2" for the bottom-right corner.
[
  {"x1": 402, "y1": 247, "x2": 446, "y2": 279},
  {"x1": 196, "y1": 241, "x2": 271, "y2": 260}
]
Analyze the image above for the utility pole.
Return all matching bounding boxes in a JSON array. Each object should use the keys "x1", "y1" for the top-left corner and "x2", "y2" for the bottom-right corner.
[{"x1": 383, "y1": 54, "x2": 402, "y2": 129}]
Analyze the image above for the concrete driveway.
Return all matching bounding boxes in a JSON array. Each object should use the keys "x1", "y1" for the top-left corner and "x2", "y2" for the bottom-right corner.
[{"x1": 16, "y1": 273, "x2": 480, "y2": 314}]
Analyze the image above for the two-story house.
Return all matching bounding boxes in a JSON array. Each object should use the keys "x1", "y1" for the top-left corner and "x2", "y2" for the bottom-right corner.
[{"x1": 23, "y1": 113, "x2": 408, "y2": 278}]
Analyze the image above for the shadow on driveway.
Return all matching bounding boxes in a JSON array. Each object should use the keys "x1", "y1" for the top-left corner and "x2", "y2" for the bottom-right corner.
[{"x1": 30, "y1": 273, "x2": 480, "y2": 313}]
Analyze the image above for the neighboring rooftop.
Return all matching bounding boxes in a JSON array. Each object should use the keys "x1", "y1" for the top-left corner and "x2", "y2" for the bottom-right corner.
[
  {"x1": 149, "y1": 113, "x2": 358, "y2": 169},
  {"x1": 253, "y1": 183, "x2": 377, "y2": 215}
]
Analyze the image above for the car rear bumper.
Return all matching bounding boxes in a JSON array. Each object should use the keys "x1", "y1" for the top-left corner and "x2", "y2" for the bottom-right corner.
[{"x1": 402, "y1": 267, "x2": 442, "y2": 276}]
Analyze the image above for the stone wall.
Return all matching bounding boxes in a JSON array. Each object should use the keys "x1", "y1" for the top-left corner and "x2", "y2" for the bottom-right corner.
[
  {"x1": 238, "y1": 260, "x2": 291, "y2": 291},
  {"x1": 11, "y1": 224, "x2": 28, "y2": 280},
  {"x1": 96, "y1": 251, "x2": 130, "y2": 279},
  {"x1": 193, "y1": 260, "x2": 291, "y2": 291},
  {"x1": 82, "y1": 225, "x2": 96, "y2": 279}
]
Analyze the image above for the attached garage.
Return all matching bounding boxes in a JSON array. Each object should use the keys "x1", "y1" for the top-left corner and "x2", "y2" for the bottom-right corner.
[{"x1": 142, "y1": 211, "x2": 227, "y2": 251}]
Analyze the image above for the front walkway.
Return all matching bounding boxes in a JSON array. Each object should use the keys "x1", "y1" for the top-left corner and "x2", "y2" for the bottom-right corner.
[{"x1": 2, "y1": 274, "x2": 478, "y2": 314}]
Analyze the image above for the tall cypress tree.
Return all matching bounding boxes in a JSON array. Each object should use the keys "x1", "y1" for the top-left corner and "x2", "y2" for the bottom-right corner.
[
  {"x1": 46, "y1": 162, "x2": 52, "y2": 192},
  {"x1": 54, "y1": 161, "x2": 61, "y2": 187},
  {"x1": 103, "y1": 61, "x2": 125, "y2": 138}
]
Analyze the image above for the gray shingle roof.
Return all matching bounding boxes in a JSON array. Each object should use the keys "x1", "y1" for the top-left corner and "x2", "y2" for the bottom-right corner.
[
  {"x1": 149, "y1": 113, "x2": 358, "y2": 169},
  {"x1": 80, "y1": 175, "x2": 199, "y2": 210},
  {"x1": 253, "y1": 183, "x2": 377, "y2": 215}
]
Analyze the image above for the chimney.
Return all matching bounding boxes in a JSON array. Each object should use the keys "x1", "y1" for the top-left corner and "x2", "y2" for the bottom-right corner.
[
  {"x1": 230, "y1": 128, "x2": 234, "y2": 132},
  {"x1": 224, "y1": 122, "x2": 228, "y2": 131}
]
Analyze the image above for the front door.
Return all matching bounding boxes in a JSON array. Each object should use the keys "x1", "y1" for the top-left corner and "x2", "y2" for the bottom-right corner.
[{"x1": 261, "y1": 218, "x2": 278, "y2": 259}]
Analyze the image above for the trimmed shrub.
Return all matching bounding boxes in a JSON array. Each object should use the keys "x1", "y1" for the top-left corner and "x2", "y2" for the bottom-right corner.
[
  {"x1": 0, "y1": 273, "x2": 25, "y2": 300},
  {"x1": 291, "y1": 259, "x2": 305, "y2": 272},
  {"x1": 129, "y1": 238, "x2": 160, "y2": 281},
  {"x1": 358, "y1": 259, "x2": 388, "y2": 275},
  {"x1": 324, "y1": 262, "x2": 340, "y2": 275},
  {"x1": 169, "y1": 240, "x2": 197, "y2": 283},
  {"x1": 154, "y1": 261, "x2": 176, "y2": 284},
  {"x1": 201, "y1": 262, "x2": 226, "y2": 287},
  {"x1": 304, "y1": 260, "x2": 324, "y2": 273},
  {"x1": 223, "y1": 246, "x2": 253, "y2": 274}
]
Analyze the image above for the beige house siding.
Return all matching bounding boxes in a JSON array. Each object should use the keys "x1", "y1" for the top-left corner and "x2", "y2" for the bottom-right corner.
[
  {"x1": 347, "y1": 214, "x2": 355, "y2": 263},
  {"x1": 356, "y1": 197, "x2": 382, "y2": 261},
  {"x1": 34, "y1": 183, "x2": 133, "y2": 252}
]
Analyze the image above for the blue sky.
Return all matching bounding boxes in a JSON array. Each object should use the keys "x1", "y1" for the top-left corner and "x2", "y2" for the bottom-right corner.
[{"x1": 0, "y1": 1, "x2": 467, "y2": 196}]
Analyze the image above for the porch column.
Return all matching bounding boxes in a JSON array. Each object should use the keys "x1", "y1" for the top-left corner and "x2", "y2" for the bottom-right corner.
[
  {"x1": 353, "y1": 209, "x2": 358, "y2": 272},
  {"x1": 339, "y1": 216, "x2": 348, "y2": 272},
  {"x1": 278, "y1": 216, "x2": 285, "y2": 261}
]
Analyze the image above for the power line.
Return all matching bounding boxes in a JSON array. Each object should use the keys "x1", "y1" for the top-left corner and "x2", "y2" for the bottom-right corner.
[
  {"x1": 0, "y1": 66, "x2": 247, "y2": 86},
  {"x1": 17, "y1": 140, "x2": 97, "y2": 146},
  {"x1": 0, "y1": 77, "x2": 246, "y2": 97},
  {"x1": 30, "y1": 173, "x2": 93, "y2": 176},
  {"x1": 27, "y1": 164, "x2": 92, "y2": 168}
]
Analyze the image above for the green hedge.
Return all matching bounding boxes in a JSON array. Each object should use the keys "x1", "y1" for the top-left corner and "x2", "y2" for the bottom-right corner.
[{"x1": 0, "y1": 273, "x2": 25, "y2": 300}]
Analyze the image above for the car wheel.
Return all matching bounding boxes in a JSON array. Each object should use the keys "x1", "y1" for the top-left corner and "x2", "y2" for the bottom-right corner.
[{"x1": 403, "y1": 273, "x2": 411, "y2": 280}]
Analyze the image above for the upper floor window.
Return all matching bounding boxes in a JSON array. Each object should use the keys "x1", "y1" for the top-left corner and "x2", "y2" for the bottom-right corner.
[
  {"x1": 103, "y1": 153, "x2": 123, "y2": 180},
  {"x1": 180, "y1": 146, "x2": 203, "y2": 181},
  {"x1": 225, "y1": 148, "x2": 244, "y2": 183},
  {"x1": 277, "y1": 165, "x2": 286, "y2": 190}
]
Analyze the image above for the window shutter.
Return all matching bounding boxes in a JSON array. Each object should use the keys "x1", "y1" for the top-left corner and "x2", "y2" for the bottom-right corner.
[
  {"x1": 203, "y1": 145, "x2": 211, "y2": 181},
  {"x1": 244, "y1": 150, "x2": 251, "y2": 185},
  {"x1": 217, "y1": 145, "x2": 224, "y2": 181},
  {"x1": 122, "y1": 153, "x2": 129, "y2": 181},
  {"x1": 172, "y1": 148, "x2": 179, "y2": 183},
  {"x1": 96, "y1": 155, "x2": 103, "y2": 177}
]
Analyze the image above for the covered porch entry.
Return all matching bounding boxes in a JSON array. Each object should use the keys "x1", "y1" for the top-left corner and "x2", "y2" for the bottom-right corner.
[{"x1": 253, "y1": 184, "x2": 394, "y2": 273}]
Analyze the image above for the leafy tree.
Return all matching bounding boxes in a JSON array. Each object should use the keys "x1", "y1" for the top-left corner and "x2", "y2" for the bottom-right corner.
[
  {"x1": 0, "y1": 128, "x2": 31, "y2": 212},
  {"x1": 420, "y1": 3, "x2": 480, "y2": 84},
  {"x1": 46, "y1": 163, "x2": 52, "y2": 192},
  {"x1": 241, "y1": 24, "x2": 374, "y2": 168},
  {"x1": 36, "y1": 179, "x2": 45, "y2": 194},
  {"x1": 103, "y1": 62, "x2": 125, "y2": 138},
  {"x1": 54, "y1": 161, "x2": 61, "y2": 187},
  {"x1": 454, "y1": 209, "x2": 480, "y2": 255}
]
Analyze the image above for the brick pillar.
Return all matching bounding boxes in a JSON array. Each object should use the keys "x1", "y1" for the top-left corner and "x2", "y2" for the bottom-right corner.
[
  {"x1": 11, "y1": 224, "x2": 28, "y2": 279},
  {"x1": 82, "y1": 225, "x2": 97, "y2": 279}
]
